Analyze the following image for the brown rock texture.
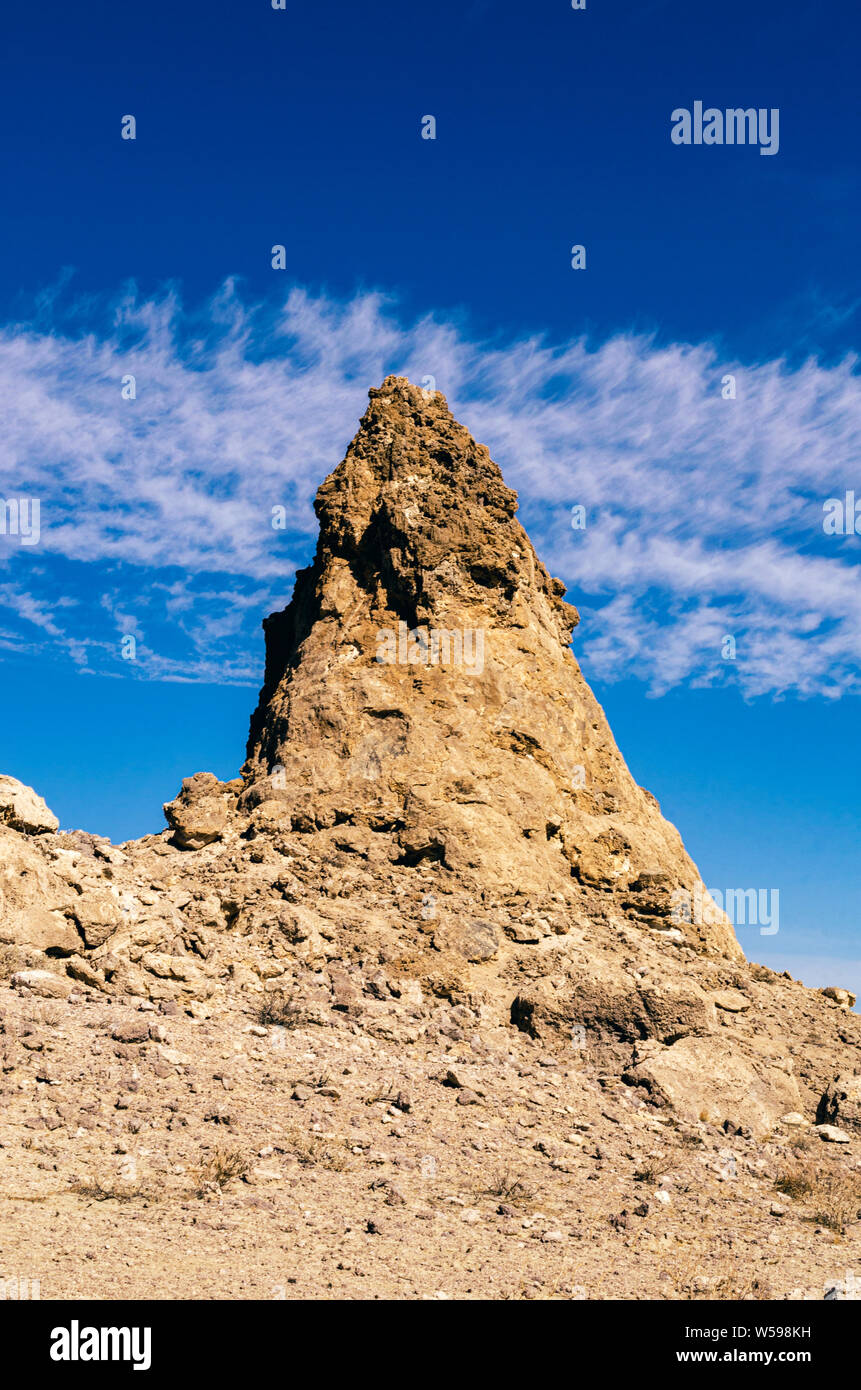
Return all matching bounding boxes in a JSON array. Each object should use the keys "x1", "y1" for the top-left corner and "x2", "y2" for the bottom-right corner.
[{"x1": 243, "y1": 377, "x2": 740, "y2": 959}]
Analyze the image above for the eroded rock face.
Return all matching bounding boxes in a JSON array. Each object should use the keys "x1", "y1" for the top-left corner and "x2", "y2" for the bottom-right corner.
[
  {"x1": 242, "y1": 377, "x2": 741, "y2": 959},
  {"x1": 0, "y1": 826, "x2": 81, "y2": 953},
  {"x1": 818, "y1": 1074, "x2": 861, "y2": 1133}
]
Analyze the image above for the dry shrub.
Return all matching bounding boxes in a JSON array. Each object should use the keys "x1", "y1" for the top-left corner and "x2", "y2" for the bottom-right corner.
[
  {"x1": 192, "y1": 1145, "x2": 252, "y2": 1196},
  {"x1": 776, "y1": 1158, "x2": 861, "y2": 1234},
  {"x1": 0, "y1": 945, "x2": 51, "y2": 980},
  {"x1": 810, "y1": 1172, "x2": 861, "y2": 1234},
  {"x1": 775, "y1": 1159, "x2": 817, "y2": 1201},
  {"x1": 634, "y1": 1152, "x2": 677, "y2": 1184},
  {"x1": 662, "y1": 1247, "x2": 771, "y2": 1301},
  {"x1": 282, "y1": 1123, "x2": 350, "y2": 1171},
  {"x1": 70, "y1": 1173, "x2": 158, "y2": 1203},
  {"x1": 258, "y1": 992, "x2": 303, "y2": 1028},
  {"x1": 480, "y1": 1169, "x2": 538, "y2": 1205}
]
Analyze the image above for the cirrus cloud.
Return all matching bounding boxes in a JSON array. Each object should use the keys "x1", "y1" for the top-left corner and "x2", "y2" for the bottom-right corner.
[{"x1": 0, "y1": 280, "x2": 858, "y2": 697}]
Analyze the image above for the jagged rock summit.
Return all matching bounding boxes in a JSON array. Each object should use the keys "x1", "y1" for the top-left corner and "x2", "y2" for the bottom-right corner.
[{"x1": 243, "y1": 376, "x2": 740, "y2": 958}]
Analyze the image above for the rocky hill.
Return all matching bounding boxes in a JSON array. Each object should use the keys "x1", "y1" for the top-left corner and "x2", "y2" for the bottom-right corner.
[{"x1": 0, "y1": 378, "x2": 859, "y2": 1300}]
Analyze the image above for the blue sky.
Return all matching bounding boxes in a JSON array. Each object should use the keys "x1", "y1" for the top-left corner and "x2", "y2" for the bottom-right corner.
[{"x1": 0, "y1": 0, "x2": 858, "y2": 993}]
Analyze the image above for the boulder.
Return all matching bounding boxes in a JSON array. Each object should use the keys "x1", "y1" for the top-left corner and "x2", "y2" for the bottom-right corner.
[
  {"x1": 820, "y1": 986, "x2": 856, "y2": 1011},
  {"x1": 72, "y1": 891, "x2": 125, "y2": 948},
  {"x1": 713, "y1": 989, "x2": 751, "y2": 1013},
  {"x1": 433, "y1": 920, "x2": 500, "y2": 963},
  {"x1": 816, "y1": 1124, "x2": 851, "y2": 1144},
  {"x1": 511, "y1": 973, "x2": 712, "y2": 1046},
  {"x1": 11, "y1": 969, "x2": 73, "y2": 999},
  {"x1": 0, "y1": 775, "x2": 58, "y2": 835},
  {"x1": 163, "y1": 772, "x2": 232, "y2": 850},
  {"x1": 625, "y1": 1034, "x2": 801, "y2": 1138}
]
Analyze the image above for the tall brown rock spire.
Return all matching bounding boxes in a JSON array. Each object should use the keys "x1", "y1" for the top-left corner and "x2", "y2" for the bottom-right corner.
[{"x1": 243, "y1": 377, "x2": 741, "y2": 960}]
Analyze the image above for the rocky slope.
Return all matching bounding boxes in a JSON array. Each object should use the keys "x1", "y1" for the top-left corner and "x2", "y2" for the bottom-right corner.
[{"x1": 0, "y1": 378, "x2": 859, "y2": 1300}]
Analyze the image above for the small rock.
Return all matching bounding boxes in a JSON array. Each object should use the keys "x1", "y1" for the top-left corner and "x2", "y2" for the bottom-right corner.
[
  {"x1": 456, "y1": 1089, "x2": 480, "y2": 1106},
  {"x1": 245, "y1": 1167, "x2": 280, "y2": 1185},
  {"x1": 816, "y1": 1124, "x2": 851, "y2": 1144},
  {"x1": 692, "y1": 1274, "x2": 721, "y2": 1293},
  {"x1": 713, "y1": 990, "x2": 751, "y2": 1013},
  {"x1": 824, "y1": 1278, "x2": 858, "y2": 1300}
]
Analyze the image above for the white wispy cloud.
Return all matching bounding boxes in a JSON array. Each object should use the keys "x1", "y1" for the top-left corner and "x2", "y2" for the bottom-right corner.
[{"x1": 0, "y1": 281, "x2": 858, "y2": 696}]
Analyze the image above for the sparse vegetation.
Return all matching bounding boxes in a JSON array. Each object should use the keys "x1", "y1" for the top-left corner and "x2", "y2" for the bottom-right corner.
[
  {"x1": 0, "y1": 945, "x2": 49, "y2": 980},
  {"x1": 364, "y1": 1081, "x2": 398, "y2": 1106},
  {"x1": 634, "y1": 1153, "x2": 677, "y2": 1184},
  {"x1": 480, "y1": 1170, "x2": 538, "y2": 1206},
  {"x1": 775, "y1": 1159, "x2": 861, "y2": 1234},
  {"x1": 282, "y1": 1123, "x2": 351, "y2": 1171},
  {"x1": 34, "y1": 1001, "x2": 63, "y2": 1027},
  {"x1": 676, "y1": 1267, "x2": 771, "y2": 1301},
  {"x1": 775, "y1": 1160, "x2": 816, "y2": 1201},
  {"x1": 677, "y1": 1132, "x2": 704, "y2": 1149},
  {"x1": 809, "y1": 1172, "x2": 861, "y2": 1234},
  {"x1": 70, "y1": 1175, "x2": 157, "y2": 1203},
  {"x1": 192, "y1": 1146, "x2": 252, "y2": 1196},
  {"x1": 257, "y1": 992, "x2": 299, "y2": 1027}
]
